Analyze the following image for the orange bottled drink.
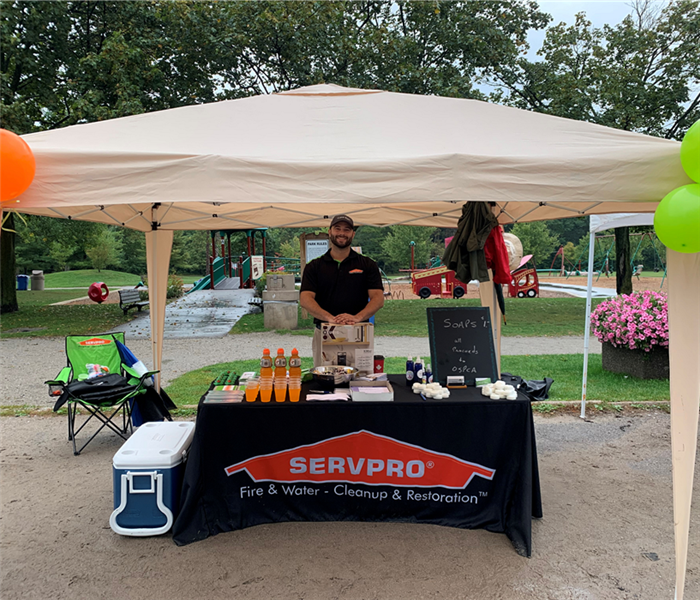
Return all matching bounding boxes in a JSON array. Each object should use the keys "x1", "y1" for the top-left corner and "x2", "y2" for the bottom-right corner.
[
  {"x1": 274, "y1": 349, "x2": 287, "y2": 402},
  {"x1": 289, "y1": 348, "x2": 302, "y2": 379},
  {"x1": 260, "y1": 349, "x2": 273, "y2": 379}
]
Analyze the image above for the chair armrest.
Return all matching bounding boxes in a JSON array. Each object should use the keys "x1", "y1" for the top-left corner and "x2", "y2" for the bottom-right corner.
[
  {"x1": 45, "y1": 367, "x2": 72, "y2": 386},
  {"x1": 123, "y1": 365, "x2": 160, "y2": 386}
]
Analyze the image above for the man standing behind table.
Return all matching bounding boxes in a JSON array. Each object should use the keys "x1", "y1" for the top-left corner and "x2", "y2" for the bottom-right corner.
[{"x1": 300, "y1": 215, "x2": 384, "y2": 366}]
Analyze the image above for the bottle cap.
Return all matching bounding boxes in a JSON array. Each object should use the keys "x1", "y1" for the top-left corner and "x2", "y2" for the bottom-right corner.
[
  {"x1": 292, "y1": 348, "x2": 298, "y2": 354},
  {"x1": 277, "y1": 348, "x2": 284, "y2": 354},
  {"x1": 408, "y1": 355, "x2": 413, "y2": 360},
  {"x1": 263, "y1": 348, "x2": 270, "y2": 354}
]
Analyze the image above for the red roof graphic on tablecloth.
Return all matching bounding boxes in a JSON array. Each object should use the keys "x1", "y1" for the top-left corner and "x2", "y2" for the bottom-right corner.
[{"x1": 224, "y1": 430, "x2": 495, "y2": 489}]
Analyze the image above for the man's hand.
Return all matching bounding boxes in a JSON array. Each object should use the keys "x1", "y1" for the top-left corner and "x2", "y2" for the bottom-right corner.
[{"x1": 334, "y1": 313, "x2": 359, "y2": 325}]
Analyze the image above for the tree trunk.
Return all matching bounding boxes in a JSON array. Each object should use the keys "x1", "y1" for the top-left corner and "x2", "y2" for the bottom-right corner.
[
  {"x1": 1, "y1": 212, "x2": 19, "y2": 313},
  {"x1": 615, "y1": 227, "x2": 633, "y2": 295}
]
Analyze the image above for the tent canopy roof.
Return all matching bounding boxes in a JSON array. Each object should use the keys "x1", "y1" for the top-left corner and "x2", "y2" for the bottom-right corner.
[{"x1": 9, "y1": 84, "x2": 690, "y2": 231}]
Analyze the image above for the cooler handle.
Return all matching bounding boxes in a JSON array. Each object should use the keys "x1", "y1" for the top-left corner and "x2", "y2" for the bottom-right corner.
[{"x1": 109, "y1": 471, "x2": 174, "y2": 537}]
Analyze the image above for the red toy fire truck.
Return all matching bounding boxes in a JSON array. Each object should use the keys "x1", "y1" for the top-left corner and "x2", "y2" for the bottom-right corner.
[
  {"x1": 508, "y1": 255, "x2": 540, "y2": 298},
  {"x1": 411, "y1": 265, "x2": 468, "y2": 299}
]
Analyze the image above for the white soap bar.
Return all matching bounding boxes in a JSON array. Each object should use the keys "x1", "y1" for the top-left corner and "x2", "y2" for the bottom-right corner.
[
  {"x1": 506, "y1": 393, "x2": 518, "y2": 400},
  {"x1": 494, "y1": 381, "x2": 505, "y2": 389},
  {"x1": 504, "y1": 385, "x2": 515, "y2": 393},
  {"x1": 490, "y1": 394, "x2": 501, "y2": 400}
]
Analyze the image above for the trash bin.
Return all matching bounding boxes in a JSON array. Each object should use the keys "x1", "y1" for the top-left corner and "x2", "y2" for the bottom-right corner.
[
  {"x1": 30, "y1": 270, "x2": 44, "y2": 291},
  {"x1": 16, "y1": 274, "x2": 29, "y2": 291}
]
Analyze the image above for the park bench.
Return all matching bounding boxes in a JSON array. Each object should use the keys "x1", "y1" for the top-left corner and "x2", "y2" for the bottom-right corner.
[
  {"x1": 118, "y1": 289, "x2": 149, "y2": 315},
  {"x1": 248, "y1": 296, "x2": 263, "y2": 311}
]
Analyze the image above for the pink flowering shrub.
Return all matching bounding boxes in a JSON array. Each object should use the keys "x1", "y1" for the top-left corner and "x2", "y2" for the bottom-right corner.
[{"x1": 590, "y1": 290, "x2": 669, "y2": 352}]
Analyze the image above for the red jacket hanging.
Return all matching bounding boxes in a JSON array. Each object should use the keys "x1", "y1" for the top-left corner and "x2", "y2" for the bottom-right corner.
[{"x1": 484, "y1": 226, "x2": 511, "y2": 284}]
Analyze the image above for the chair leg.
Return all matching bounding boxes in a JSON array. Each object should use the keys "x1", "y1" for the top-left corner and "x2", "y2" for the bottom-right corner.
[{"x1": 68, "y1": 400, "x2": 133, "y2": 456}]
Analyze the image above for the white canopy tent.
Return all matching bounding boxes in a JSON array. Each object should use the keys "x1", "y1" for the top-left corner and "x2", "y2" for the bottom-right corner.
[
  {"x1": 3, "y1": 84, "x2": 698, "y2": 598},
  {"x1": 580, "y1": 212, "x2": 656, "y2": 419}
]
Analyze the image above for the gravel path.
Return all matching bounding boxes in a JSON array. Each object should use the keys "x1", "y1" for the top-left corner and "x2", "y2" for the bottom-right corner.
[{"x1": 0, "y1": 334, "x2": 597, "y2": 407}]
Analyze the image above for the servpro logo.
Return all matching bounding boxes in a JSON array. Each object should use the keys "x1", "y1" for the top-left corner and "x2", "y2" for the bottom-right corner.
[
  {"x1": 225, "y1": 430, "x2": 495, "y2": 489},
  {"x1": 78, "y1": 337, "x2": 112, "y2": 346}
]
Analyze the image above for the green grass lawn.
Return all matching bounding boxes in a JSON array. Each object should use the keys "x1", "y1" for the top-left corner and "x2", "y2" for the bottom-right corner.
[
  {"x1": 163, "y1": 354, "x2": 669, "y2": 407},
  {"x1": 39, "y1": 269, "x2": 203, "y2": 288},
  {"x1": 1, "y1": 288, "x2": 133, "y2": 338},
  {"x1": 43, "y1": 269, "x2": 143, "y2": 288},
  {"x1": 231, "y1": 297, "x2": 603, "y2": 338}
]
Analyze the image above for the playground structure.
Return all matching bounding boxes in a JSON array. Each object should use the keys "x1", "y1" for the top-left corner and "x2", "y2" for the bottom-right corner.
[
  {"x1": 547, "y1": 230, "x2": 666, "y2": 286},
  {"x1": 508, "y1": 255, "x2": 539, "y2": 298},
  {"x1": 189, "y1": 229, "x2": 301, "y2": 293}
]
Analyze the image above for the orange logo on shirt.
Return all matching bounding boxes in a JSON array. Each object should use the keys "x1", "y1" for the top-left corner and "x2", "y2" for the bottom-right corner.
[{"x1": 349, "y1": 269, "x2": 363, "y2": 274}]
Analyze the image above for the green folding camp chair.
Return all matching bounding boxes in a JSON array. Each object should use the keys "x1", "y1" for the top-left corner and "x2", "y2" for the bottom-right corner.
[{"x1": 46, "y1": 332, "x2": 158, "y2": 455}]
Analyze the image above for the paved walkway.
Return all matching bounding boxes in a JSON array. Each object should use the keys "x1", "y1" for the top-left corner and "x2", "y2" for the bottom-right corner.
[{"x1": 113, "y1": 289, "x2": 256, "y2": 338}]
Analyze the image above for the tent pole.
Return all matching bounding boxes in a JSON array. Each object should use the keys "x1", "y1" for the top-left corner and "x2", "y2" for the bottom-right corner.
[
  {"x1": 667, "y1": 250, "x2": 700, "y2": 600},
  {"x1": 581, "y1": 230, "x2": 596, "y2": 419},
  {"x1": 145, "y1": 218, "x2": 173, "y2": 392},
  {"x1": 478, "y1": 269, "x2": 501, "y2": 376}
]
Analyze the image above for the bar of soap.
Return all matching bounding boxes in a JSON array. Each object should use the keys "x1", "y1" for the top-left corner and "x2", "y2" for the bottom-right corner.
[
  {"x1": 490, "y1": 393, "x2": 501, "y2": 400},
  {"x1": 506, "y1": 392, "x2": 518, "y2": 400}
]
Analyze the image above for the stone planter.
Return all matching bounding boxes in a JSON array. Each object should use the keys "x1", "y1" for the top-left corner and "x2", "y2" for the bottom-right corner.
[{"x1": 601, "y1": 342, "x2": 669, "y2": 380}]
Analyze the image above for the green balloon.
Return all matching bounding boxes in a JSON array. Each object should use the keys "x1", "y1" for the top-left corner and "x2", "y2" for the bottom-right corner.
[
  {"x1": 681, "y1": 120, "x2": 700, "y2": 182},
  {"x1": 654, "y1": 184, "x2": 700, "y2": 253}
]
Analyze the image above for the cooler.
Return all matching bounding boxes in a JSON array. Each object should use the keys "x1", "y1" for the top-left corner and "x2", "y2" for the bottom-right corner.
[{"x1": 110, "y1": 421, "x2": 195, "y2": 537}]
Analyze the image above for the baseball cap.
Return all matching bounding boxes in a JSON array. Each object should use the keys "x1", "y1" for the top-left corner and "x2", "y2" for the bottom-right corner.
[{"x1": 330, "y1": 214, "x2": 354, "y2": 228}]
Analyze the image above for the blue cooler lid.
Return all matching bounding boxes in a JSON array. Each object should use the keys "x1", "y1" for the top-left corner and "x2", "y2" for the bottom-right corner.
[{"x1": 113, "y1": 422, "x2": 195, "y2": 469}]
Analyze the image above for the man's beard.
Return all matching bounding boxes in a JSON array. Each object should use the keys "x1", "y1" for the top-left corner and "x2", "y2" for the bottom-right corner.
[{"x1": 330, "y1": 232, "x2": 353, "y2": 249}]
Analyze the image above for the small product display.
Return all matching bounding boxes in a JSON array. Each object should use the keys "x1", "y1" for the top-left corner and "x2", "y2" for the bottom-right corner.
[
  {"x1": 204, "y1": 387, "x2": 244, "y2": 403},
  {"x1": 481, "y1": 380, "x2": 518, "y2": 400},
  {"x1": 212, "y1": 370, "x2": 238, "y2": 386},
  {"x1": 405, "y1": 355, "x2": 414, "y2": 386},
  {"x1": 413, "y1": 356, "x2": 424, "y2": 383},
  {"x1": 412, "y1": 382, "x2": 451, "y2": 400}
]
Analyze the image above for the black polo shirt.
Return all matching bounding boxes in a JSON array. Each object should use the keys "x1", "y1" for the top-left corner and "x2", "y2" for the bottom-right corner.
[{"x1": 301, "y1": 249, "x2": 383, "y2": 325}]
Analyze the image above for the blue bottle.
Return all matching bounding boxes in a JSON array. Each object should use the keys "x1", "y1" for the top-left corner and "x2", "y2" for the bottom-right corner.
[
  {"x1": 406, "y1": 355, "x2": 414, "y2": 386},
  {"x1": 425, "y1": 363, "x2": 433, "y2": 384},
  {"x1": 414, "y1": 356, "x2": 423, "y2": 383}
]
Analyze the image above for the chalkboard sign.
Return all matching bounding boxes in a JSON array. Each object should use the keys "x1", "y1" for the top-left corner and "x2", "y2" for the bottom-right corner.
[{"x1": 427, "y1": 307, "x2": 498, "y2": 385}]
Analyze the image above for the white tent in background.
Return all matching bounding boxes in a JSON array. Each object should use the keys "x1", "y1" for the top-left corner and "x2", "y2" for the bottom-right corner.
[
  {"x1": 580, "y1": 213, "x2": 656, "y2": 419},
  {"x1": 2, "y1": 85, "x2": 698, "y2": 598}
]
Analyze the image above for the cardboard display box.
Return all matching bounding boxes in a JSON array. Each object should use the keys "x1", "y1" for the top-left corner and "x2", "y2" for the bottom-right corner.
[{"x1": 319, "y1": 323, "x2": 374, "y2": 374}]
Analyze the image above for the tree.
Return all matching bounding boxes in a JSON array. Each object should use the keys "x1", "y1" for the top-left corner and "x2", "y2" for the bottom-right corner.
[
  {"x1": 509, "y1": 221, "x2": 560, "y2": 269},
  {"x1": 488, "y1": 0, "x2": 700, "y2": 291},
  {"x1": 215, "y1": 1, "x2": 549, "y2": 97},
  {"x1": 85, "y1": 227, "x2": 122, "y2": 271},
  {"x1": 381, "y1": 225, "x2": 437, "y2": 273},
  {"x1": 48, "y1": 240, "x2": 75, "y2": 271}
]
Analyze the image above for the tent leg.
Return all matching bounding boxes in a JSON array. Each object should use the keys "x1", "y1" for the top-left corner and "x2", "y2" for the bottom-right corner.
[
  {"x1": 145, "y1": 228, "x2": 174, "y2": 392},
  {"x1": 478, "y1": 269, "x2": 501, "y2": 376},
  {"x1": 667, "y1": 250, "x2": 700, "y2": 600},
  {"x1": 581, "y1": 230, "x2": 596, "y2": 419}
]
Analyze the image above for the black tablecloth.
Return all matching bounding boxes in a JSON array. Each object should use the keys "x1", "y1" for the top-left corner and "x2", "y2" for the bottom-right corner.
[{"x1": 172, "y1": 375, "x2": 542, "y2": 556}]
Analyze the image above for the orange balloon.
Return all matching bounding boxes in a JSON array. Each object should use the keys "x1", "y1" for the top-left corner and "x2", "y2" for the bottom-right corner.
[{"x1": 1, "y1": 129, "x2": 36, "y2": 202}]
